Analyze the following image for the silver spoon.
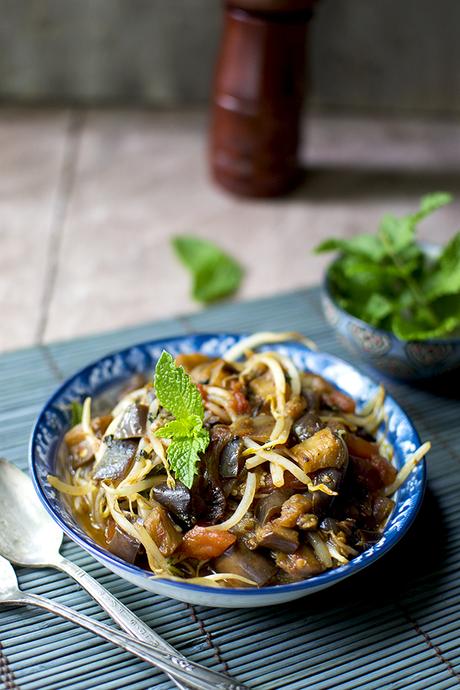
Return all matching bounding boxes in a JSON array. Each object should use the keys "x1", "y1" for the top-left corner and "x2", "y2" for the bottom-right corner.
[
  {"x1": 0, "y1": 555, "x2": 247, "y2": 690},
  {"x1": 0, "y1": 460, "x2": 232, "y2": 690}
]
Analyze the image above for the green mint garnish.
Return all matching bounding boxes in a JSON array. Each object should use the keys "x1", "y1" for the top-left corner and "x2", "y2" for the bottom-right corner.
[
  {"x1": 172, "y1": 235, "x2": 243, "y2": 304},
  {"x1": 153, "y1": 351, "x2": 209, "y2": 488},
  {"x1": 316, "y1": 192, "x2": 460, "y2": 340}
]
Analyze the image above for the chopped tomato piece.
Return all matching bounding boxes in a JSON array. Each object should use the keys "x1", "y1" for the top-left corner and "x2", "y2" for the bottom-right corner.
[
  {"x1": 345, "y1": 433, "x2": 379, "y2": 459},
  {"x1": 181, "y1": 526, "x2": 236, "y2": 560},
  {"x1": 323, "y1": 389, "x2": 356, "y2": 413},
  {"x1": 230, "y1": 382, "x2": 251, "y2": 415},
  {"x1": 350, "y1": 454, "x2": 397, "y2": 491},
  {"x1": 196, "y1": 383, "x2": 208, "y2": 401}
]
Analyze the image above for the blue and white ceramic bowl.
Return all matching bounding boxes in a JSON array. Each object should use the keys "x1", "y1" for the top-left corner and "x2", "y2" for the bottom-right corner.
[
  {"x1": 322, "y1": 253, "x2": 460, "y2": 381},
  {"x1": 30, "y1": 333, "x2": 426, "y2": 608}
]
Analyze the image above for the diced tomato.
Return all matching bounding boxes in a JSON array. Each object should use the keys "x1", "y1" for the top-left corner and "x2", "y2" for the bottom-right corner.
[
  {"x1": 323, "y1": 390, "x2": 356, "y2": 413},
  {"x1": 350, "y1": 454, "x2": 397, "y2": 491},
  {"x1": 345, "y1": 433, "x2": 379, "y2": 459},
  {"x1": 196, "y1": 383, "x2": 208, "y2": 401},
  {"x1": 180, "y1": 526, "x2": 236, "y2": 560},
  {"x1": 231, "y1": 383, "x2": 251, "y2": 415}
]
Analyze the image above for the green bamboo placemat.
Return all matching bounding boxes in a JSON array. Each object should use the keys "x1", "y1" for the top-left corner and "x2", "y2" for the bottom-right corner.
[{"x1": 1, "y1": 287, "x2": 459, "y2": 690}]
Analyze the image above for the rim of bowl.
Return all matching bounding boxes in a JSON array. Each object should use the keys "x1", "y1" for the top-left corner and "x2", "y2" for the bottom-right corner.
[
  {"x1": 29, "y1": 333, "x2": 426, "y2": 598},
  {"x1": 323, "y1": 256, "x2": 460, "y2": 346}
]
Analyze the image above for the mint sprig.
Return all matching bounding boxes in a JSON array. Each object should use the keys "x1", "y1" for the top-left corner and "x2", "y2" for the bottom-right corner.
[
  {"x1": 153, "y1": 351, "x2": 209, "y2": 488},
  {"x1": 316, "y1": 192, "x2": 460, "y2": 340}
]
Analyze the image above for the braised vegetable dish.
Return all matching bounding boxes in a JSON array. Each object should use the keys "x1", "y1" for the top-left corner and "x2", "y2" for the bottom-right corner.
[{"x1": 49, "y1": 333, "x2": 429, "y2": 587}]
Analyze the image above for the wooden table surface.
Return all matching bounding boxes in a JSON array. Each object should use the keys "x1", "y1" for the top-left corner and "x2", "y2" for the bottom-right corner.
[{"x1": 2, "y1": 108, "x2": 460, "y2": 353}]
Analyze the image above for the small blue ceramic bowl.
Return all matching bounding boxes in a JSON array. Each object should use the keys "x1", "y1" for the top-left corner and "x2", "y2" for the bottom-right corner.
[
  {"x1": 30, "y1": 333, "x2": 426, "y2": 608},
  {"x1": 322, "y1": 262, "x2": 460, "y2": 381}
]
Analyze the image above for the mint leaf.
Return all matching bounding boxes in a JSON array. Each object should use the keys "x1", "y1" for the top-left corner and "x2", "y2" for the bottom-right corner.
[
  {"x1": 378, "y1": 194, "x2": 452, "y2": 255},
  {"x1": 70, "y1": 401, "x2": 83, "y2": 427},
  {"x1": 378, "y1": 214, "x2": 415, "y2": 254},
  {"x1": 315, "y1": 235, "x2": 384, "y2": 262},
  {"x1": 393, "y1": 293, "x2": 460, "y2": 340},
  {"x1": 423, "y1": 232, "x2": 460, "y2": 300},
  {"x1": 414, "y1": 192, "x2": 453, "y2": 221},
  {"x1": 154, "y1": 351, "x2": 204, "y2": 420},
  {"x1": 361, "y1": 293, "x2": 395, "y2": 327},
  {"x1": 153, "y1": 350, "x2": 210, "y2": 488},
  {"x1": 167, "y1": 437, "x2": 205, "y2": 490},
  {"x1": 155, "y1": 417, "x2": 199, "y2": 439},
  {"x1": 393, "y1": 310, "x2": 460, "y2": 340},
  {"x1": 172, "y1": 235, "x2": 243, "y2": 304}
]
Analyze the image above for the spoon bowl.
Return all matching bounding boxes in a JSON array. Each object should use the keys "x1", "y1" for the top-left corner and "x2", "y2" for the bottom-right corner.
[
  {"x1": 0, "y1": 459, "x2": 63, "y2": 566},
  {"x1": 0, "y1": 554, "x2": 21, "y2": 598}
]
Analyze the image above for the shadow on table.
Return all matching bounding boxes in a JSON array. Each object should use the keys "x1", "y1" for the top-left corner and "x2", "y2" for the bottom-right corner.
[
  {"x1": 291, "y1": 165, "x2": 460, "y2": 201},
  {"x1": 282, "y1": 485, "x2": 446, "y2": 619},
  {"x1": 407, "y1": 367, "x2": 460, "y2": 401}
]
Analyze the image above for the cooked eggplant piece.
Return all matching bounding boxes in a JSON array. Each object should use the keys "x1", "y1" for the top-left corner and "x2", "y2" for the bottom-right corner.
[
  {"x1": 188, "y1": 358, "x2": 231, "y2": 386},
  {"x1": 255, "y1": 489, "x2": 292, "y2": 525},
  {"x1": 285, "y1": 395, "x2": 307, "y2": 421},
  {"x1": 296, "y1": 513, "x2": 318, "y2": 531},
  {"x1": 274, "y1": 545, "x2": 324, "y2": 579},
  {"x1": 92, "y1": 437, "x2": 138, "y2": 480},
  {"x1": 292, "y1": 412, "x2": 325, "y2": 442},
  {"x1": 105, "y1": 518, "x2": 140, "y2": 563},
  {"x1": 175, "y1": 353, "x2": 212, "y2": 374},
  {"x1": 111, "y1": 403, "x2": 148, "y2": 439},
  {"x1": 92, "y1": 415, "x2": 113, "y2": 438},
  {"x1": 319, "y1": 517, "x2": 340, "y2": 533},
  {"x1": 355, "y1": 529, "x2": 383, "y2": 547},
  {"x1": 290, "y1": 428, "x2": 348, "y2": 474},
  {"x1": 214, "y1": 543, "x2": 276, "y2": 586},
  {"x1": 230, "y1": 414, "x2": 275, "y2": 443},
  {"x1": 254, "y1": 523, "x2": 299, "y2": 553},
  {"x1": 249, "y1": 372, "x2": 276, "y2": 404},
  {"x1": 151, "y1": 481, "x2": 195, "y2": 528},
  {"x1": 144, "y1": 504, "x2": 182, "y2": 556},
  {"x1": 67, "y1": 435, "x2": 98, "y2": 469},
  {"x1": 229, "y1": 512, "x2": 257, "y2": 548},
  {"x1": 311, "y1": 468, "x2": 343, "y2": 515},
  {"x1": 64, "y1": 424, "x2": 99, "y2": 468},
  {"x1": 219, "y1": 438, "x2": 244, "y2": 478},
  {"x1": 372, "y1": 495, "x2": 395, "y2": 525},
  {"x1": 197, "y1": 425, "x2": 229, "y2": 523},
  {"x1": 275, "y1": 494, "x2": 313, "y2": 528}
]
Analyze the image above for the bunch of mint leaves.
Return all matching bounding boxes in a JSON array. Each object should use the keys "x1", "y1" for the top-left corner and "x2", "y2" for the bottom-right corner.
[
  {"x1": 316, "y1": 193, "x2": 460, "y2": 340},
  {"x1": 154, "y1": 351, "x2": 209, "y2": 488}
]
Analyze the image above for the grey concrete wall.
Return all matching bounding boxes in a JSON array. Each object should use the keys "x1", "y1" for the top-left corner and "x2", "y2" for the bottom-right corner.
[{"x1": 0, "y1": 0, "x2": 459, "y2": 113}]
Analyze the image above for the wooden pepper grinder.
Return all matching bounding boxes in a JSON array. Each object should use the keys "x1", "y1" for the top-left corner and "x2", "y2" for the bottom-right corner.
[{"x1": 210, "y1": 0, "x2": 316, "y2": 198}]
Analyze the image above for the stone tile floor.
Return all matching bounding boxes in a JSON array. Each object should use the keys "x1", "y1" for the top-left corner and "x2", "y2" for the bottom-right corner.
[{"x1": 1, "y1": 107, "x2": 460, "y2": 353}]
